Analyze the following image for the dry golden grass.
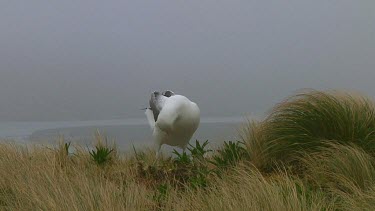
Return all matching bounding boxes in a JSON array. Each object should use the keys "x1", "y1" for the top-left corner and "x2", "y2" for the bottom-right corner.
[
  {"x1": 0, "y1": 140, "x2": 371, "y2": 211},
  {"x1": 163, "y1": 164, "x2": 332, "y2": 211},
  {"x1": 0, "y1": 142, "x2": 154, "y2": 210},
  {"x1": 0, "y1": 141, "x2": 334, "y2": 211}
]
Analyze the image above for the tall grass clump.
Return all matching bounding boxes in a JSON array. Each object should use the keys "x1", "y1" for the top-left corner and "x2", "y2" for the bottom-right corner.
[
  {"x1": 211, "y1": 141, "x2": 248, "y2": 170},
  {"x1": 301, "y1": 143, "x2": 375, "y2": 210},
  {"x1": 303, "y1": 142, "x2": 375, "y2": 192},
  {"x1": 242, "y1": 90, "x2": 375, "y2": 170}
]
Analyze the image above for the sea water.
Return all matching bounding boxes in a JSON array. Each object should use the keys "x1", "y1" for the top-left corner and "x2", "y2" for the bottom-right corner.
[{"x1": 0, "y1": 117, "x2": 247, "y2": 151}]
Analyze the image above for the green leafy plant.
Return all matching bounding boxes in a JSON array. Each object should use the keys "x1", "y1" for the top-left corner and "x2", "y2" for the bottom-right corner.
[
  {"x1": 186, "y1": 140, "x2": 212, "y2": 188},
  {"x1": 132, "y1": 145, "x2": 146, "y2": 162},
  {"x1": 89, "y1": 145, "x2": 114, "y2": 165},
  {"x1": 188, "y1": 140, "x2": 212, "y2": 159},
  {"x1": 153, "y1": 184, "x2": 169, "y2": 208},
  {"x1": 53, "y1": 137, "x2": 74, "y2": 168},
  {"x1": 171, "y1": 147, "x2": 211, "y2": 187},
  {"x1": 212, "y1": 141, "x2": 248, "y2": 169},
  {"x1": 89, "y1": 130, "x2": 117, "y2": 165},
  {"x1": 189, "y1": 167, "x2": 210, "y2": 189},
  {"x1": 172, "y1": 149, "x2": 191, "y2": 166},
  {"x1": 64, "y1": 142, "x2": 71, "y2": 156}
]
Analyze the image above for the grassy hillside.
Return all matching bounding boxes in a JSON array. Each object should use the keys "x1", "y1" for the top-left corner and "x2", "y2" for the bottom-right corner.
[{"x1": 1, "y1": 90, "x2": 375, "y2": 210}]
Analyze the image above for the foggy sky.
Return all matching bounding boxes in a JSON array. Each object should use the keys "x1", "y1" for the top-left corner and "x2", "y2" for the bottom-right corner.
[{"x1": 1, "y1": 1, "x2": 374, "y2": 121}]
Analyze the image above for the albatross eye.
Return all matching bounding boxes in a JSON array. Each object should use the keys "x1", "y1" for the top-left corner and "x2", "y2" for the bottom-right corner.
[{"x1": 163, "y1": 90, "x2": 174, "y2": 97}]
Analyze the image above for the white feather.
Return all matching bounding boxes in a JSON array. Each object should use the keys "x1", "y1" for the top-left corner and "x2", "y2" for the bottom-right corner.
[{"x1": 144, "y1": 108, "x2": 155, "y2": 130}]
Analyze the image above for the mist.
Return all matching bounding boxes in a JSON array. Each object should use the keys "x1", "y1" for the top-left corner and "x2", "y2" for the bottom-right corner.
[{"x1": 1, "y1": 1, "x2": 374, "y2": 121}]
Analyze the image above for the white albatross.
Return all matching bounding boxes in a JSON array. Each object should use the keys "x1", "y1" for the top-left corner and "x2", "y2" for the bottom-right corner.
[{"x1": 144, "y1": 90, "x2": 200, "y2": 157}]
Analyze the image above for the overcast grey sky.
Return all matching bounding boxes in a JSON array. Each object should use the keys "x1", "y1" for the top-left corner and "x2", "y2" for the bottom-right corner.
[{"x1": 0, "y1": 1, "x2": 374, "y2": 121}]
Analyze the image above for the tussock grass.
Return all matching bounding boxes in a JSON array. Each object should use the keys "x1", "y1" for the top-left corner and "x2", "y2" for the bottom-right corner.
[
  {"x1": 242, "y1": 90, "x2": 375, "y2": 170},
  {"x1": 303, "y1": 143, "x2": 375, "y2": 191},
  {"x1": 1, "y1": 89, "x2": 375, "y2": 210},
  {"x1": 301, "y1": 143, "x2": 375, "y2": 210}
]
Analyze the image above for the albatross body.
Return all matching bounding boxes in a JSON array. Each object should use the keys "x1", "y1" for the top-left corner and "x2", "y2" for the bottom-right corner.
[{"x1": 145, "y1": 91, "x2": 200, "y2": 156}]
